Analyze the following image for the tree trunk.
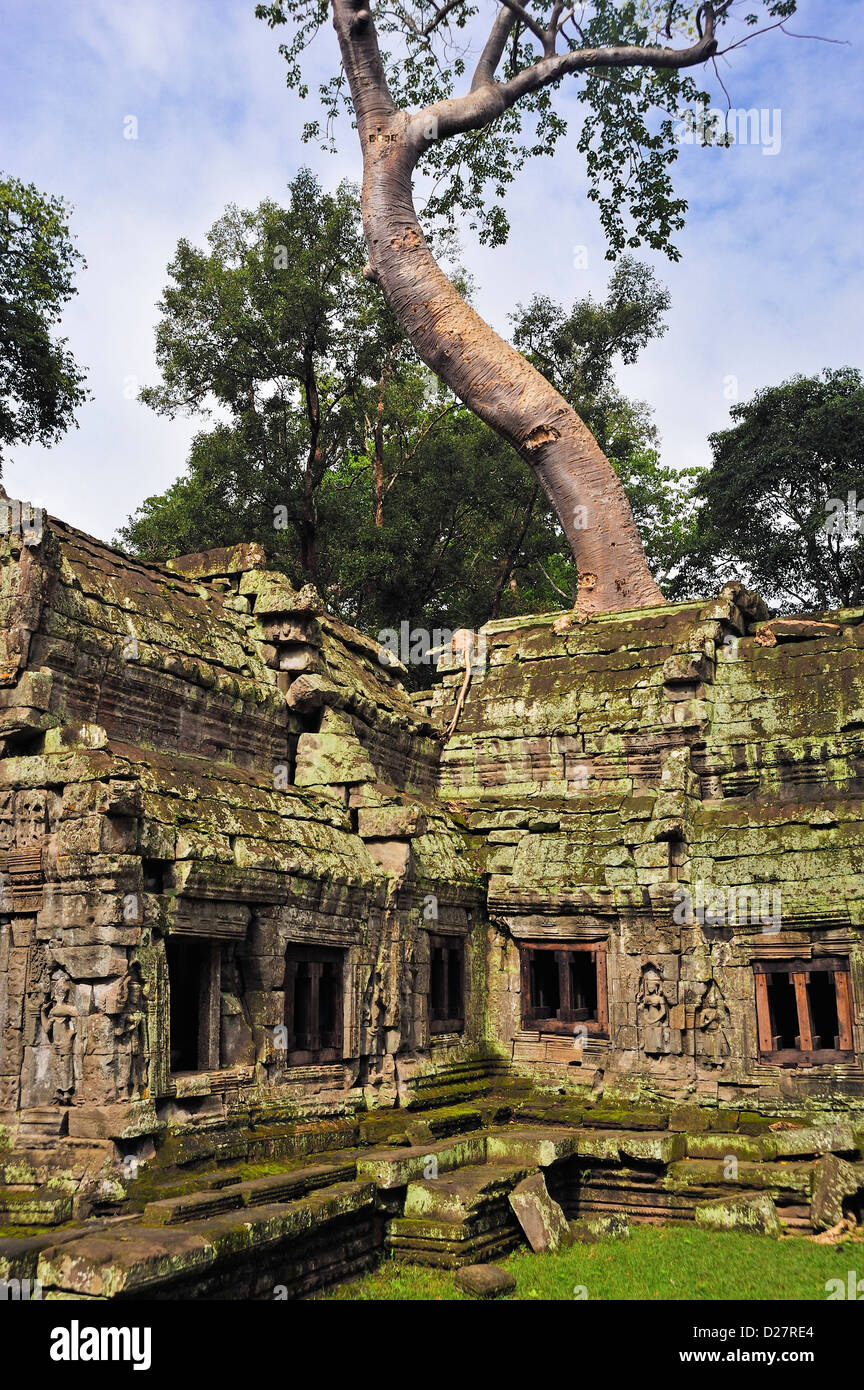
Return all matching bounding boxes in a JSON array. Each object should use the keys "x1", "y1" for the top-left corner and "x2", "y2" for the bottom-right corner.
[{"x1": 332, "y1": 0, "x2": 663, "y2": 614}]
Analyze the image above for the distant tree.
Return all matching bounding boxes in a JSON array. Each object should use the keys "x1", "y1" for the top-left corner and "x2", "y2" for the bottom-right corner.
[
  {"x1": 681, "y1": 368, "x2": 864, "y2": 610},
  {"x1": 0, "y1": 173, "x2": 88, "y2": 477},
  {"x1": 136, "y1": 169, "x2": 380, "y2": 581},
  {"x1": 511, "y1": 257, "x2": 672, "y2": 403}
]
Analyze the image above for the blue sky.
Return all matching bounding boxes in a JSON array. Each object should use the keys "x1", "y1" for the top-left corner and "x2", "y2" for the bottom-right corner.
[{"x1": 2, "y1": 0, "x2": 863, "y2": 544}]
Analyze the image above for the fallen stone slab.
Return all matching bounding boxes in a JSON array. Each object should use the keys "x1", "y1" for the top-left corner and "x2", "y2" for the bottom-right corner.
[
  {"x1": 508, "y1": 1172, "x2": 570, "y2": 1253},
  {"x1": 694, "y1": 1192, "x2": 780, "y2": 1237},
  {"x1": 760, "y1": 1124, "x2": 858, "y2": 1161},
  {"x1": 810, "y1": 1154, "x2": 864, "y2": 1231},
  {"x1": 454, "y1": 1264, "x2": 516, "y2": 1298}
]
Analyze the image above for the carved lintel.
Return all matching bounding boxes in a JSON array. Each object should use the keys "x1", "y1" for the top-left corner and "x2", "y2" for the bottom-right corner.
[{"x1": 0, "y1": 845, "x2": 44, "y2": 913}]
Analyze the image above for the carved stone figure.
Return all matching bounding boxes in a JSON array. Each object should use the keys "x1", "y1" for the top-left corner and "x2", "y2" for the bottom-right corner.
[
  {"x1": 399, "y1": 941, "x2": 419, "y2": 1052},
  {"x1": 362, "y1": 966, "x2": 387, "y2": 1052},
  {"x1": 41, "y1": 970, "x2": 77, "y2": 1104},
  {"x1": 695, "y1": 980, "x2": 730, "y2": 1068},
  {"x1": 114, "y1": 961, "x2": 149, "y2": 1098},
  {"x1": 638, "y1": 966, "x2": 671, "y2": 1056}
]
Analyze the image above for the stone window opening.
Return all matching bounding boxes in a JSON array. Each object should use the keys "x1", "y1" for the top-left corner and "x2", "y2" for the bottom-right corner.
[
  {"x1": 142, "y1": 858, "x2": 169, "y2": 893},
  {"x1": 520, "y1": 943, "x2": 608, "y2": 1036},
  {"x1": 166, "y1": 937, "x2": 222, "y2": 1074},
  {"x1": 283, "y1": 945, "x2": 344, "y2": 1063},
  {"x1": 754, "y1": 957, "x2": 854, "y2": 1065},
  {"x1": 428, "y1": 934, "x2": 465, "y2": 1035}
]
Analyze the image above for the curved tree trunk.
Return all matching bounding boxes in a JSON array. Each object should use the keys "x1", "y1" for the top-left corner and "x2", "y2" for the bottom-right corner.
[{"x1": 333, "y1": 0, "x2": 664, "y2": 614}]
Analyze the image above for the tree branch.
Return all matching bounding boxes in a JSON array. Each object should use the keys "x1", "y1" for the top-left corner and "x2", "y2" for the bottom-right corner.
[
  {"x1": 497, "y1": 0, "x2": 544, "y2": 49},
  {"x1": 537, "y1": 557, "x2": 572, "y2": 603},
  {"x1": 471, "y1": 6, "x2": 518, "y2": 91},
  {"x1": 420, "y1": 0, "x2": 464, "y2": 37},
  {"x1": 331, "y1": 0, "x2": 397, "y2": 132},
  {"x1": 413, "y1": 21, "x2": 720, "y2": 146}
]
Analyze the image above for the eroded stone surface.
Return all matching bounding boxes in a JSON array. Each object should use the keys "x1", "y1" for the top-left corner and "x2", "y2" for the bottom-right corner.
[
  {"x1": 454, "y1": 1263, "x2": 516, "y2": 1297},
  {"x1": 508, "y1": 1172, "x2": 570, "y2": 1253},
  {"x1": 694, "y1": 1192, "x2": 780, "y2": 1237}
]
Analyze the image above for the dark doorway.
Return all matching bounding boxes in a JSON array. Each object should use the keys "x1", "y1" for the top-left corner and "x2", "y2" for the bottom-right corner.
[
  {"x1": 166, "y1": 936, "x2": 221, "y2": 1073},
  {"x1": 428, "y1": 934, "x2": 465, "y2": 1034}
]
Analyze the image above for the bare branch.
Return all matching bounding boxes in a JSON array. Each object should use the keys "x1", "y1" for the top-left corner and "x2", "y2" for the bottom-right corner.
[
  {"x1": 497, "y1": 0, "x2": 549, "y2": 50},
  {"x1": 714, "y1": 7, "x2": 845, "y2": 62},
  {"x1": 471, "y1": 5, "x2": 518, "y2": 90},
  {"x1": 778, "y1": 23, "x2": 850, "y2": 47},
  {"x1": 536, "y1": 558, "x2": 572, "y2": 603},
  {"x1": 419, "y1": 0, "x2": 464, "y2": 38},
  {"x1": 711, "y1": 53, "x2": 732, "y2": 112}
]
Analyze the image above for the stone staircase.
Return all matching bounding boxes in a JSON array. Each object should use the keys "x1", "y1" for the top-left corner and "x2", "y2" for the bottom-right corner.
[
  {"x1": 2, "y1": 1109, "x2": 864, "y2": 1296},
  {"x1": 386, "y1": 1128, "x2": 577, "y2": 1266}
]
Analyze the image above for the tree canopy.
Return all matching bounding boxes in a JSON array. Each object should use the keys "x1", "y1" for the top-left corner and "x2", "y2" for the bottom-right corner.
[
  {"x1": 257, "y1": 0, "x2": 799, "y2": 257},
  {"x1": 681, "y1": 368, "x2": 864, "y2": 611},
  {"x1": 0, "y1": 173, "x2": 88, "y2": 476},
  {"x1": 249, "y1": 1, "x2": 812, "y2": 613}
]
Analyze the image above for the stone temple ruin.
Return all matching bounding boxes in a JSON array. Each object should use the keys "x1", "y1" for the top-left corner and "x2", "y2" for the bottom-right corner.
[{"x1": 2, "y1": 502, "x2": 864, "y2": 1296}]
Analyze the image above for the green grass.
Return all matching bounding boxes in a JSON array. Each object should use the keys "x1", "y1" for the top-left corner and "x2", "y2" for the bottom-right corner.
[{"x1": 322, "y1": 1227, "x2": 862, "y2": 1301}]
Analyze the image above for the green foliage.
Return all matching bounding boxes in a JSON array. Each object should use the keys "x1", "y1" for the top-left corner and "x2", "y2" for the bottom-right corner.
[
  {"x1": 123, "y1": 178, "x2": 693, "y2": 649},
  {"x1": 255, "y1": 1, "x2": 798, "y2": 255},
  {"x1": 132, "y1": 169, "x2": 390, "y2": 578},
  {"x1": 681, "y1": 369, "x2": 864, "y2": 611},
  {"x1": 0, "y1": 173, "x2": 88, "y2": 469}
]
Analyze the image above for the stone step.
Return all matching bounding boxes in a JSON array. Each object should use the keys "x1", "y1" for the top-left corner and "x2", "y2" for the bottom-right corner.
[
  {"x1": 402, "y1": 1161, "x2": 531, "y2": 1224},
  {"x1": 356, "y1": 1134, "x2": 486, "y2": 1190},
  {"x1": 386, "y1": 1221, "x2": 522, "y2": 1269},
  {"x1": 404, "y1": 1078, "x2": 495, "y2": 1112},
  {"x1": 587, "y1": 1107, "x2": 671, "y2": 1132},
  {"x1": 760, "y1": 1124, "x2": 860, "y2": 1161},
  {"x1": 36, "y1": 1180, "x2": 377, "y2": 1297},
  {"x1": 665, "y1": 1158, "x2": 815, "y2": 1199},
  {"x1": 17, "y1": 1109, "x2": 67, "y2": 1138},
  {"x1": 575, "y1": 1128, "x2": 686, "y2": 1164},
  {"x1": 141, "y1": 1158, "x2": 357, "y2": 1227},
  {"x1": 388, "y1": 1160, "x2": 531, "y2": 1268},
  {"x1": 485, "y1": 1128, "x2": 579, "y2": 1168}
]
